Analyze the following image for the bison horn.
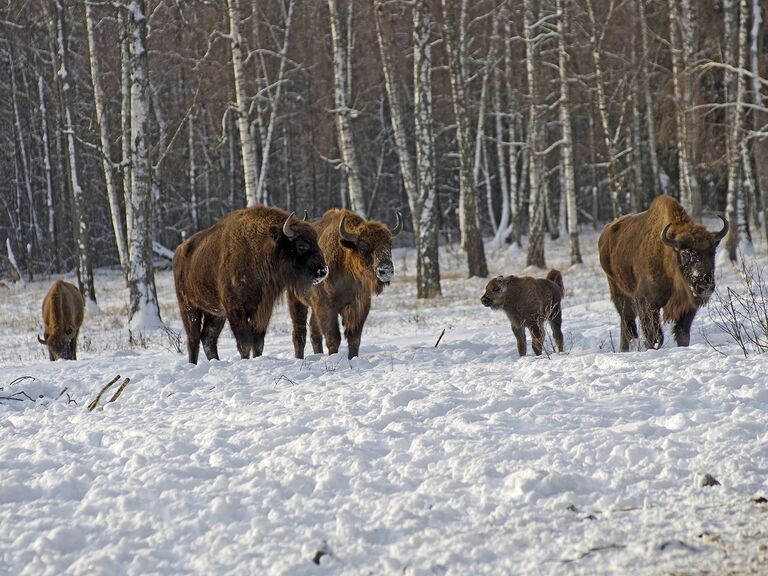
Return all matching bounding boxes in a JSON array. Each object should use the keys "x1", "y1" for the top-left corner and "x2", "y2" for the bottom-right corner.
[
  {"x1": 282, "y1": 212, "x2": 298, "y2": 240},
  {"x1": 302, "y1": 210, "x2": 309, "y2": 222},
  {"x1": 339, "y1": 215, "x2": 359, "y2": 244},
  {"x1": 389, "y1": 211, "x2": 403, "y2": 237},
  {"x1": 37, "y1": 335, "x2": 47, "y2": 345},
  {"x1": 660, "y1": 224, "x2": 679, "y2": 249},
  {"x1": 713, "y1": 215, "x2": 729, "y2": 243}
]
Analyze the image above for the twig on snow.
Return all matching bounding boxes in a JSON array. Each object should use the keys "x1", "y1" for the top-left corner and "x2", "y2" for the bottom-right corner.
[
  {"x1": 87, "y1": 375, "x2": 120, "y2": 412},
  {"x1": 434, "y1": 328, "x2": 446, "y2": 348},
  {"x1": 107, "y1": 378, "x2": 131, "y2": 404}
]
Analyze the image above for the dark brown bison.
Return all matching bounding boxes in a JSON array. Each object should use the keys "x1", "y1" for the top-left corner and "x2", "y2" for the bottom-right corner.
[
  {"x1": 38, "y1": 280, "x2": 85, "y2": 360},
  {"x1": 288, "y1": 208, "x2": 402, "y2": 359},
  {"x1": 481, "y1": 270, "x2": 564, "y2": 356},
  {"x1": 173, "y1": 206, "x2": 328, "y2": 364},
  {"x1": 598, "y1": 195, "x2": 728, "y2": 352}
]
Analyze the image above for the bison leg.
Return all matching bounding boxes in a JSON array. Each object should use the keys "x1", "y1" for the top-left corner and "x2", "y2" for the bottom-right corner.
[
  {"x1": 227, "y1": 309, "x2": 253, "y2": 359},
  {"x1": 673, "y1": 309, "x2": 697, "y2": 347},
  {"x1": 638, "y1": 303, "x2": 663, "y2": 350},
  {"x1": 288, "y1": 295, "x2": 309, "y2": 359},
  {"x1": 181, "y1": 305, "x2": 203, "y2": 364},
  {"x1": 548, "y1": 304, "x2": 564, "y2": 353},
  {"x1": 510, "y1": 320, "x2": 527, "y2": 357},
  {"x1": 309, "y1": 311, "x2": 324, "y2": 354},
  {"x1": 530, "y1": 322, "x2": 545, "y2": 356},
  {"x1": 341, "y1": 300, "x2": 371, "y2": 359},
  {"x1": 201, "y1": 314, "x2": 226, "y2": 360},
  {"x1": 71, "y1": 330, "x2": 79, "y2": 360},
  {"x1": 314, "y1": 307, "x2": 341, "y2": 355},
  {"x1": 608, "y1": 284, "x2": 637, "y2": 352}
]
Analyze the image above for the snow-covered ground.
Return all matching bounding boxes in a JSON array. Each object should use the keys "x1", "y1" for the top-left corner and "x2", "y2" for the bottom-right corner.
[{"x1": 1, "y1": 230, "x2": 767, "y2": 575}]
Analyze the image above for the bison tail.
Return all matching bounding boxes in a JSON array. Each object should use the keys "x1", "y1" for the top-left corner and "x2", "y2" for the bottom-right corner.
[{"x1": 547, "y1": 269, "x2": 564, "y2": 292}]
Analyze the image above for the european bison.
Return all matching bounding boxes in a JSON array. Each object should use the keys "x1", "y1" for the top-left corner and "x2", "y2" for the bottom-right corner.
[
  {"x1": 38, "y1": 280, "x2": 85, "y2": 360},
  {"x1": 173, "y1": 206, "x2": 328, "y2": 364},
  {"x1": 598, "y1": 195, "x2": 728, "y2": 351},
  {"x1": 481, "y1": 269, "x2": 565, "y2": 356},
  {"x1": 288, "y1": 209, "x2": 402, "y2": 359}
]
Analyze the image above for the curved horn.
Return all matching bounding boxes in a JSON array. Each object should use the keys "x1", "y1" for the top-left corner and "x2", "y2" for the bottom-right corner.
[
  {"x1": 37, "y1": 335, "x2": 47, "y2": 345},
  {"x1": 712, "y1": 215, "x2": 729, "y2": 243},
  {"x1": 302, "y1": 210, "x2": 309, "y2": 222},
  {"x1": 282, "y1": 212, "x2": 298, "y2": 240},
  {"x1": 660, "y1": 224, "x2": 678, "y2": 249},
  {"x1": 338, "y1": 215, "x2": 359, "y2": 244},
  {"x1": 389, "y1": 210, "x2": 403, "y2": 237}
]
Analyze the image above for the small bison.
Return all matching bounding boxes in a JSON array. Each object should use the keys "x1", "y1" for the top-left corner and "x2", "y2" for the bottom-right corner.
[
  {"x1": 38, "y1": 280, "x2": 85, "y2": 360},
  {"x1": 289, "y1": 209, "x2": 402, "y2": 359},
  {"x1": 481, "y1": 270, "x2": 565, "y2": 356},
  {"x1": 173, "y1": 206, "x2": 328, "y2": 364},
  {"x1": 598, "y1": 194, "x2": 728, "y2": 351}
]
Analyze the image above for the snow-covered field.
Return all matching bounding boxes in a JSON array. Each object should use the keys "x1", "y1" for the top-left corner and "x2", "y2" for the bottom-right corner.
[{"x1": 1, "y1": 230, "x2": 767, "y2": 575}]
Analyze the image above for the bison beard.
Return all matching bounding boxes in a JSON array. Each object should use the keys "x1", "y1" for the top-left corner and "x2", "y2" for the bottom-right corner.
[
  {"x1": 481, "y1": 270, "x2": 565, "y2": 357},
  {"x1": 289, "y1": 209, "x2": 402, "y2": 360},
  {"x1": 38, "y1": 280, "x2": 85, "y2": 361},
  {"x1": 173, "y1": 206, "x2": 328, "y2": 364},
  {"x1": 598, "y1": 195, "x2": 728, "y2": 352}
]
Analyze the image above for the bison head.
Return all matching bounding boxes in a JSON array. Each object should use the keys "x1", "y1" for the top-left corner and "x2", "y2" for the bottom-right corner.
[
  {"x1": 339, "y1": 211, "x2": 403, "y2": 283},
  {"x1": 38, "y1": 328, "x2": 75, "y2": 360},
  {"x1": 274, "y1": 212, "x2": 328, "y2": 286},
  {"x1": 661, "y1": 216, "x2": 728, "y2": 302},
  {"x1": 481, "y1": 276, "x2": 507, "y2": 309}
]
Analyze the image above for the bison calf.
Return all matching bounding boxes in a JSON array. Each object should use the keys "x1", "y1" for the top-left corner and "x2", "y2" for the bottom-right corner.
[
  {"x1": 38, "y1": 280, "x2": 85, "y2": 360},
  {"x1": 481, "y1": 270, "x2": 564, "y2": 357}
]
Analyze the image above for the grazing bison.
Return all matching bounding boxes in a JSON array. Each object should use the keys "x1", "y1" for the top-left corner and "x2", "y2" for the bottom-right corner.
[
  {"x1": 598, "y1": 195, "x2": 728, "y2": 351},
  {"x1": 173, "y1": 206, "x2": 328, "y2": 364},
  {"x1": 38, "y1": 280, "x2": 85, "y2": 360},
  {"x1": 481, "y1": 270, "x2": 565, "y2": 356},
  {"x1": 288, "y1": 209, "x2": 402, "y2": 359}
]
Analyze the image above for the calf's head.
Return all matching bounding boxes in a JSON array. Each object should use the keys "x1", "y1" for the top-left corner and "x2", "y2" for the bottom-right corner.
[
  {"x1": 339, "y1": 211, "x2": 403, "y2": 283},
  {"x1": 274, "y1": 212, "x2": 328, "y2": 286},
  {"x1": 661, "y1": 216, "x2": 728, "y2": 301},
  {"x1": 481, "y1": 276, "x2": 508, "y2": 309},
  {"x1": 38, "y1": 329, "x2": 75, "y2": 360}
]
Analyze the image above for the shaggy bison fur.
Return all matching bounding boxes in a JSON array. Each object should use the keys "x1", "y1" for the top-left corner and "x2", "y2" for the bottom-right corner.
[
  {"x1": 598, "y1": 195, "x2": 728, "y2": 351},
  {"x1": 481, "y1": 269, "x2": 564, "y2": 356},
  {"x1": 38, "y1": 280, "x2": 85, "y2": 360},
  {"x1": 173, "y1": 206, "x2": 328, "y2": 364},
  {"x1": 289, "y1": 209, "x2": 402, "y2": 359}
]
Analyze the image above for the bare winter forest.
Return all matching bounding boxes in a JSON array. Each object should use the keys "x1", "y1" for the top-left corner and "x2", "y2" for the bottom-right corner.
[{"x1": 1, "y1": 0, "x2": 767, "y2": 328}]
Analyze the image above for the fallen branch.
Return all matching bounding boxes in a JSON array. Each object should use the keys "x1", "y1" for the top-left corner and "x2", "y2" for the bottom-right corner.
[
  {"x1": 88, "y1": 375, "x2": 120, "y2": 412},
  {"x1": 107, "y1": 378, "x2": 131, "y2": 404},
  {"x1": 434, "y1": 329, "x2": 446, "y2": 348}
]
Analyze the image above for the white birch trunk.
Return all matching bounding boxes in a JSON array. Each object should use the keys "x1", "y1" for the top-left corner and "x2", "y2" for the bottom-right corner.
[
  {"x1": 681, "y1": 0, "x2": 701, "y2": 218},
  {"x1": 328, "y1": 0, "x2": 366, "y2": 217},
  {"x1": 127, "y1": 0, "x2": 164, "y2": 333},
  {"x1": 637, "y1": 0, "x2": 664, "y2": 195},
  {"x1": 52, "y1": 0, "x2": 97, "y2": 309},
  {"x1": 557, "y1": 0, "x2": 581, "y2": 265},
  {"x1": 491, "y1": 7, "x2": 509, "y2": 248},
  {"x1": 441, "y1": 0, "x2": 488, "y2": 277},
  {"x1": 524, "y1": 0, "x2": 546, "y2": 268},
  {"x1": 86, "y1": 2, "x2": 129, "y2": 281},
  {"x1": 254, "y1": 0, "x2": 296, "y2": 204},
  {"x1": 724, "y1": 0, "x2": 742, "y2": 261},
  {"x1": 750, "y1": 0, "x2": 768, "y2": 243},
  {"x1": 119, "y1": 11, "x2": 133, "y2": 254},
  {"x1": 189, "y1": 114, "x2": 199, "y2": 230},
  {"x1": 505, "y1": 11, "x2": 521, "y2": 246},
  {"x1": 227, "y1": 0, "x2": 259, "y2": 207},
  {"x1": 38, "y1": 76, "x2": 55, "y2": 244}
]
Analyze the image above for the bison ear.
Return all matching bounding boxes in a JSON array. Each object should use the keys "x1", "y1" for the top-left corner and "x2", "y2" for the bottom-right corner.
[{"x1": 269, "y1": 226, "x2": 281, "y2": 241}]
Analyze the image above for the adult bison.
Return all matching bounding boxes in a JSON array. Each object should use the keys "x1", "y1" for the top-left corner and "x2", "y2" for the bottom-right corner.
[
  {"x1": 173, "y1": 206, "x2": 328, "y2": 364},
  {"x1": 598, "y1": 195, "x2": 728, "y2": 352},
  {"x1": 38, "y1": 280, "x2": 85, "y2": 360},
  {"x1": 288, "y1": 208, "x2": 402, "y2": 359}
]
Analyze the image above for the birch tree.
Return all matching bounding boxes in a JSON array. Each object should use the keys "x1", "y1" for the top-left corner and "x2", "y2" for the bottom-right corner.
[
  {"x1": 556, "y1": 0, "x2": 581, "y2": 265},
  {"x1": 328, "y1": 0, "x2": 366, "y2": 217},
  {"x1": 85, "y1": 1, "x2": 129, "y2": 281},
  {"x1": 637, "y1": 0, "x2": 664, "y2": 196},
  {"x1": 750, "y1": 0, "x2": 768, "y2": 244},
  {"x1": 227, "y1": 0, "x2": 259, "y2": 207},
  {"x1": 50, "y1": 0, "x2": 97, "y2": 308},
  {"x1": 440, "y1": 0, "x2": 488, "y2": 277},
  {"x1": 126, "y1": 0, "x2": 164, "y2": 333},
  {"x1": 38, "y1": 76, "x2": 56, "y2": 246},
  {"x1": 524, "y1": 0, "x2": 546, "y2": 269}
]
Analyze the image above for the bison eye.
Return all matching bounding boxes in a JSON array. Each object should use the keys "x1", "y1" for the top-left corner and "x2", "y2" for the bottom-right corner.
[
  {"x1": 492, "y1": 286, "x2": 500, "y2": 292},
  {"x1": 294, "y1": 239, "x2": 309, "y2": 255}
]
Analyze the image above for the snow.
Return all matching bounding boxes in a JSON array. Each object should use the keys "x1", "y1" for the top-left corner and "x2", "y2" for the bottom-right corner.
[{"x1": 1, "y1": 229, "x2": 768, "y2": 575}]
